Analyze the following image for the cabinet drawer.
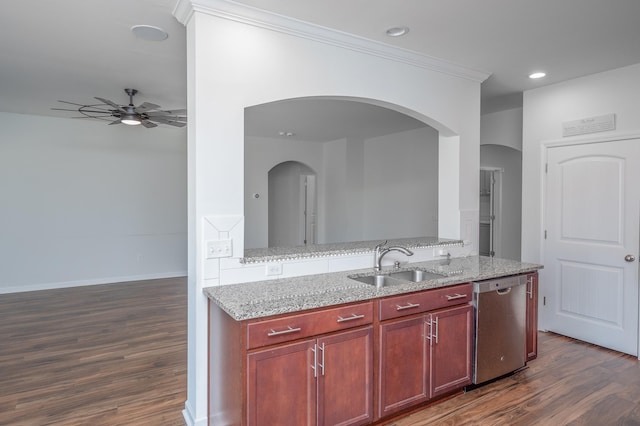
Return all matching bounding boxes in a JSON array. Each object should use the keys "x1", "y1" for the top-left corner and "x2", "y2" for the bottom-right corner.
[
  {"x1": 247, "y1": 301, "x2": 373, "y2": 349},
  {"x1": 379, "y1": 283, "x2": 472, "y2": 321}
]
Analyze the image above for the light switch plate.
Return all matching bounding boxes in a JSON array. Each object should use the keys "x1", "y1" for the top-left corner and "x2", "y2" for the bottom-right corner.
[{"x1": 206, "y1": 239, "x2": 233, "y2": 259}]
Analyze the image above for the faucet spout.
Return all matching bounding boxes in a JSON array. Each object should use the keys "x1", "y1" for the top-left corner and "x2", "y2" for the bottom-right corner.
[{"x1": 373, "y1": 241, "x2": 414, "y2": 271}]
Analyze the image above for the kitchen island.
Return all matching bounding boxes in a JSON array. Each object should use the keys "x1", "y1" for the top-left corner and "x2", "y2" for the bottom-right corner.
[{"x1": 205, "y1": 256, "x2": 542, "y2": 425}]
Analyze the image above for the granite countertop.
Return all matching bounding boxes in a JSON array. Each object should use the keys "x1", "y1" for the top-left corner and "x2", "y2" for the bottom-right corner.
[
  {"x1": 205, "y1": 256, "x2": 543, "y2": 321},
  {"x1": 241, "y1": 236, "x2": 463, "y2": 264}
]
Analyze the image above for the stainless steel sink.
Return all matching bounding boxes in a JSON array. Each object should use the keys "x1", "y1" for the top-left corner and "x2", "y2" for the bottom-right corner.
[
  {"x1": 349, "y1": 268, "x2": 446, "y2": 287},
  {"x1": 349, "y1": 274, "x2": 401, "y2": 288},
  {"x1": 387, "y1": 269, "x2": 446, "y2": 282}
]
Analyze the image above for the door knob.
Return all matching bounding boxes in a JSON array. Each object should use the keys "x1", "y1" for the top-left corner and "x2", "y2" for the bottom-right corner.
[{"x1": 625, "y1": 254, "x2": 636, "y2": 262}]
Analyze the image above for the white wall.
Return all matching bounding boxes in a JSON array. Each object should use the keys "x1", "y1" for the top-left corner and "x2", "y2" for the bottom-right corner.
[
  {"x1": 175, "y1": 1, "x2": 485, "y2": 424},
  {"x1": 522, "y1": 62, "x2": 640, "y2": 264},
  {"x1": 322, "y1": 137, "x2": 356, "y2": 243},
  {"x1": 481, "y1": 107, "x2": 523, "y2": 151},
  {"x1": 0, "y1": 112, "x2": 187, "y2": 293},
  {"x1": 363, "y1": 126, "x2": 439, "y2": 240}
]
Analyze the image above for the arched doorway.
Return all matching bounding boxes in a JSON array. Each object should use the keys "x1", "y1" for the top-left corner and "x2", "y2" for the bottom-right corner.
[{"x1": 268, "y1": 161, "x2": 317, "y2": 247}]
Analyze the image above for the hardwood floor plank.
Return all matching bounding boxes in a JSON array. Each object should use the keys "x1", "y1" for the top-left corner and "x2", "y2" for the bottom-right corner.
[
  {"x1": 389, "y1": 332, "x2": 640, "y2": 426},
  {"x1": 0, "y1": 278, "x2": 186, "y2": 426},
  {"x1": 3, "y1": 278, "x2": 640, "y2": 425}
]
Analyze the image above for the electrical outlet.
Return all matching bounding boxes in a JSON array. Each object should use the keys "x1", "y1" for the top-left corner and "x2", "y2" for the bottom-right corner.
[
  {"x1": 206, "y1": 239, "x2": 233, "y2": 259},
  {"x1": 266, "y1": 263, "x2": 283, "y2": 276}
]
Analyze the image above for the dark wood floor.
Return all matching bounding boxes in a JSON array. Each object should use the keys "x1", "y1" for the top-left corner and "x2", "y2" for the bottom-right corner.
[
  {"x1": 389, "y1": 332, "x2": 640, "y2": 426},
  {"x1": 0, "y1": 278, "x2": 187, "y2": 426},
  {"x1": 2, "y1": 278, "x2": 640, "y2": 425}
]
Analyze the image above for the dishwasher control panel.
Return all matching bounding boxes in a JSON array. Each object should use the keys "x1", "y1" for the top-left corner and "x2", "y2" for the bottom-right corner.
[{"x1": 473, "y1": 274, "x2": 527, "y2": 293}]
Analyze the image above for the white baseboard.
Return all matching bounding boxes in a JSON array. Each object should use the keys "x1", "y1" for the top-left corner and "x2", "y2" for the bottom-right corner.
[
  {"x1": 0, "y1": 271, "x2": 187, "y2": 294},
  {"x1": 182, "y1": 401, "x2": 209, "y2": 426}
]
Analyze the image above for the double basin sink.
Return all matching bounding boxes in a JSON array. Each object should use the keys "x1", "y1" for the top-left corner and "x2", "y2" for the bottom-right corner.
[{"x1": 349, "y1": 268, "x2": 446, "y2": 288}]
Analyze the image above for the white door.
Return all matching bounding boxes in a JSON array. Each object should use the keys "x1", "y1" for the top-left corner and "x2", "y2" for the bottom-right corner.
[{"x1": 544, "y1": 139, "x2": 640, "y2": 355}]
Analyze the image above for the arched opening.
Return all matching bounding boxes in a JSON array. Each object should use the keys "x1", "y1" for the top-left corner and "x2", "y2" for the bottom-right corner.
[
  {"x1": 245, "y1": 96, "x2": 446, "y2": 249},
  {"x1": 268, "y1": 161, "x2": 317, "y2": 247},
  {"x1": 480, "y1": 144, "x2": 522, "y2": 260}
]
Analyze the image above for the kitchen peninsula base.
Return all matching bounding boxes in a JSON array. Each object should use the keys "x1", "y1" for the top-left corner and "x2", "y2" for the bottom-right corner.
[{"x1": 205, "y1": 257, "x2": 542, "y2": 425}]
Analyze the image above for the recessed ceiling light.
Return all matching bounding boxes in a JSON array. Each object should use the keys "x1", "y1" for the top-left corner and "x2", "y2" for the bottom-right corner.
[
  {"x1": 131, "y1": 25, "x2": 169, "y2": 42},
  {"x1": 278, "y1": 131, "x2": 295, "y2": 137},
  {"x1": 529, "y1": 72, "x2": 547, "y2": 79},
  {"x1": 385, "y1": 26, "x2": 409, "y2": 37}
]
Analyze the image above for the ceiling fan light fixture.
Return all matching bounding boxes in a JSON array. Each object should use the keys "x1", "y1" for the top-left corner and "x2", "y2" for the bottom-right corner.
[{"x1": 121, "y1": 113, "x2": 141, "y2": 126}]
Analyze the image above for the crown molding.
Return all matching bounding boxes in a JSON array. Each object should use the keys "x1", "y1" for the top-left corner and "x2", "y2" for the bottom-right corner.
[{"x1": 173, "y1": 0, "x2": 491, "y2": 83}]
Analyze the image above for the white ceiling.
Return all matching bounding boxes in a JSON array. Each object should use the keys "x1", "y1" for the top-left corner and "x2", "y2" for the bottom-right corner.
[
  {"x1": 0, "y1": 0, "x2": 186, "y2": 119},
  {"x1": 2, "y1": 0, "x2": 639, "y2": 133}
]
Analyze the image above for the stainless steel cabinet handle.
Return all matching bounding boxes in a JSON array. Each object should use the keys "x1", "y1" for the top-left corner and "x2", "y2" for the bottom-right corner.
[
  {"x1": 433, "y1": 317, "x2": 439, "y2": 345},
  {"x1": 625, "y1": 254, "x2": 636, "y2": 262},
  {"x1": 426, "y1": 317, "x2": 439, "y2": 345},
  {"x1": 445, "y1": 293, "x2": 467, "y2": 301},
  {"x1": 318, "y1": 343, "x2": 325, "y2": 376},
  {"x1": 396, "y1": 302, "x2": 420, "y2": 311},
  {"x1": 337, "y1": 313, "x2": 365, "y2": 323},
  {"x1": 267, "y1": 326, "x2": 302, "y2": 337},
  {"x1": 527, "y1": 277, "x2": 533, "y2": 299},
  {"x1": 311, "y1": 345, "x2": 317, "y2": 378}
]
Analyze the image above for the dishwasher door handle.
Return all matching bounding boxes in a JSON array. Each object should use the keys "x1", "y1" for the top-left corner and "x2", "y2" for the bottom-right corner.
[{"x1": 496, "y1": 287, "x2": 512, "y2": 295}]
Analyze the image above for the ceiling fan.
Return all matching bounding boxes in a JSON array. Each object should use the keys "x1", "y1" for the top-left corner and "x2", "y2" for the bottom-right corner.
[{"x1": 53, "y1": 88, "x2": 187, "y2": 128}]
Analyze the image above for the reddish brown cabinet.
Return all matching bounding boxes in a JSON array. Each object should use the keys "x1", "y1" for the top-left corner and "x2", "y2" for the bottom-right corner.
[
  {"x1": 525, "y1": 272, "x2": 539, "y2": 361},
  {"x1": 429, "y1": 304, "x2": 473, "y2": 397},
  {"x1": 317, "y1": 327, "x2": 373, "y2": 426},
  {"x1": 378, "y1": 315, "x2": 429, "y2": 417},
  {"x1": 212, "y1": 300, "x2": 374, "y2": 426},
  {"x1": 248, "y1": 339, "x2": 317, "y2": 425},
  {"x1": 377, "y1": 283, "x2": 473, "y2": 419},
  {"x1": 248, "y1": 326, "x2": 373, "y2": 426}
]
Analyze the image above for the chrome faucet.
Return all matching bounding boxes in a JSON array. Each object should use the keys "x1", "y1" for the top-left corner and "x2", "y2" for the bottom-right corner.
[{"x1": 374, "y1": 240, "x2": 414, "y2": 272}]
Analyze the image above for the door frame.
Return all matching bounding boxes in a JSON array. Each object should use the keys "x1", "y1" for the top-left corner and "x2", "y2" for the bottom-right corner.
[
  {"x1": 540, "y1": 131, "x2": 640, "y2": 359},
  {"x1": 480, "y1": 167, "x2": 503, "y2": 258}
]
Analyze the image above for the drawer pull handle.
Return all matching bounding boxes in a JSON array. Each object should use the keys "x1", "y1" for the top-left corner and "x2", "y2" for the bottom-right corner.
[
  {"x1": 337, "y1": 313, "x2": 365, "y2": 323},
  {"x1": 445, "y1": 293, "x2": 467, "y2": 301},
  {"x1": 396, "y1": 302, "x2": 420, "y2": 311},
  {"x1": 267, "y1": 326, "x2": 302, "y2": 337}
]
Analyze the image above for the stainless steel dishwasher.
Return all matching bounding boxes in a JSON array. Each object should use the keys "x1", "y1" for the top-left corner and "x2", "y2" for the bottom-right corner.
[{"x1": 472, "y1": 274, "x2": 527, "y2": 384}]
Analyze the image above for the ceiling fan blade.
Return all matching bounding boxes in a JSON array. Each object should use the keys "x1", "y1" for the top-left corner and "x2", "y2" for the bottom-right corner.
[
  {"x1": 146, "y1": 108, "x2": 187, "y2": 116},
  {"x1": 95, "y1": 97, "x2": 126, "y2": 112},
  {"x1": 56, "y1": 100, "x2": 91, "y2": 107},
  {"x1": 51, "y1": 107, "x2": 85, "y2": 112},
  {"x1": 109, "y1": 119, "x2": 122, "y2": 125},
  {"x1": 51, "y1": 108, "x2": 114, "y2": 115},
  {"x1": 135, "y1": 102, "x2": 162, "y2": 113},
  {"x1": 149, "y1": 116, "x2": 187, "y2": 127},
  {"x1": 140, "y1": 119, "x2": 158, "y2": 128}
]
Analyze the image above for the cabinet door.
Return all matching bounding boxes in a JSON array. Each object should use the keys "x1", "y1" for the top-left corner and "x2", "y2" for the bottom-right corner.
[
  {"x1": 378, "y1": 316, "x2": 429, "y2": 418},
  {"x1": 428, "y1": 304, "x2": 473, "y2": 397},
  {"x1": 317, "y1": 327, "x2": 373, "y2": 426},
  {"x1": 526, "y1": 272, "x2": 539, "y2": 361},
  {"x1": 247, "y1": 340, "x2": 317, "y2": 426}
]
